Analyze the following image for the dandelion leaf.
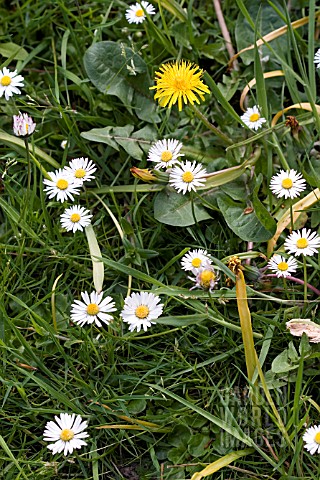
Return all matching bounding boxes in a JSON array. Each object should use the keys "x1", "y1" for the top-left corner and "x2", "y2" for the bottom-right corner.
[{"x1": 154, "y1": 190, "x2": 211, "y2": 227}]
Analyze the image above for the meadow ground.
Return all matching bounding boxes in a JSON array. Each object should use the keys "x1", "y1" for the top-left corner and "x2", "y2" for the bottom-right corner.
[{"x1": 1, "y1": 1, "x2": 320, "y2": 479}]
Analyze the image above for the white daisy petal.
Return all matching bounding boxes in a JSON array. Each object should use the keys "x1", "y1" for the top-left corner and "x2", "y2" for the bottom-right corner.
[
  {"x1": 0, "y1": 68, "x2": 24, "y2": 101},
  {"x1": 147, "y1": 138, "x2": 184, "y2": 169},
  {"x1": 303, "y1": 425, "x2": 320, "y2": 454},
  {"x1": 125, "y1": 1, "x2": 156, "y2": 24},
  {"x1": 43, "y1": 169, "x2": 81, "y2": 203},
  {"x1": 181, "y1": 249, "x2": 212, "y2": 273},
  {"x1": 43, "y1": 413, "x2": 89, "y2": 456},
  {"x1": 284, "y1": 228, "x2": 320, "y2": 257},
  {"x1": 120, "y1": 292, "x2": 164, "y2": 333},
  {"x1": 64, "y1": 157, "x2": 97, "y2": 184},
  {"x1": 70, "y1": 291, "x2": 116, "y2": 327},
  {"x1": 267, "y1": 254, "x2": 298, "y2": 278},
  {"x1": 270, "y1": 169, "x2": 306, "y2": 199},
  {"x1": 60, "y1": 205, "x2": 92, "y2": 233},
  {"x1": 314, "y1": 48, "x2": 320, "y2": 69},
  {"x1": 240, "y1": 105, "x2": 266, "y2": 131},
  {"x1": 169, "y1": 160, "x2": 207, "y2": 194}
]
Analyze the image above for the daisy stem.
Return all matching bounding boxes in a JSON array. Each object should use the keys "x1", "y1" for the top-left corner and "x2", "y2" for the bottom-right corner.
[
  {"x1": 289, "y1": 202, "x2": 294, "y2": 232},
  {"x1": 24, "y1": 138, "x2": 31, "y2": 217},
  {"x1": 190, "y1": 104, "x2": 233, "y2": 146},
  {"x1": 303, "y1": 256, "x2": 308, "y2": 305}
]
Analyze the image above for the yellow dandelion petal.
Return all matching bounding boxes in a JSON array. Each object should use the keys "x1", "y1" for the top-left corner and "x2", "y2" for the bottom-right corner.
[{"x1": 150, "y1": 60, "x2": 210, "y2": 111}]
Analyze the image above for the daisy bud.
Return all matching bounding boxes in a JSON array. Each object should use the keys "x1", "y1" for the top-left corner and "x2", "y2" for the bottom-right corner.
[{"x1": 13, "y1": 112, "x2": 36, "y2": 137}]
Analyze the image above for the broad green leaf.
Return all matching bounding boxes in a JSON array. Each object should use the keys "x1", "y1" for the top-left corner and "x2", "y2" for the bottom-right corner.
[
  {"x1": 188, "y1": 433, "x2": 211, "y2": 457},
  {"x1": 83, "y1": 41, "x2": 159, "y2": 123},
  {"x1": 154, "y1": 189, "x2": 211, "y2": 227},
  {"x1": 0, "y1": 42, "x2": 28, "y2": 60}
]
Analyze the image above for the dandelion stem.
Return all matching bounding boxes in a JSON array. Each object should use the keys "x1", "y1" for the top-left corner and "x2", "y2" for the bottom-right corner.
[{"x1": 190, "y1": 104, "x2": 233, "y2": 146}]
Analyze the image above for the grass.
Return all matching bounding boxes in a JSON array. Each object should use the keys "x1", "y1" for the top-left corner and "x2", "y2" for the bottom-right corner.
[{"x1": 0, "y1": 0, "x2": 320, "y2": 479}]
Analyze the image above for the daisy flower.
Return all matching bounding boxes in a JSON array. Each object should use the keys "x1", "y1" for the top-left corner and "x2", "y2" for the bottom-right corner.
[
  {"x1": 189, "y1": 266, "x2": 219, "y2": 292},
  {"x1": 269, "y1": 169, "x2": 306, "y2": 199},
  {"x1": 120, "y1": 292, "x2": 164, "y2": 333},
  {"x1": 181, "y1": 249, "x2": 212, "y2": 273},
  {"x1": 169, "y1": 160, "x2": 207, "y2": 194},
  {"x1": 13, "y1": 112, "x2": 36, "y2": 137},
  {"x1": 60, "y1": 205, "x2": 92, "y2": 233},
  {"x1": 70, "y1": 291, "x2": 116, "y2": 327},
  {"x1": 240, "y1": 105, "x2": 266, "y2": 131},
  {"x1": 43, "y1": 169, "x2": 81, "y2": 203},
  {"x1": 0, "y1": 67, "x2": 24, "y2": 101},
  {"x1": 64, "y1": 157, "x2": 97, "y2": 183},
  {"x1": 61, "y1": 140, "x2": 68, "y2": 150},
  {"x1": 43, "y1": 413, "x2": 89, "y2": 456},
  {"x1": 150, "y1": 60, "x2": 210, "y2": 111},
  {"x1": 267, "y1": 254, "x2": 298, "y2": 278},
  {"x1": 284, "y1": 228, "x2": 320, "y2": 257},
  {"x1": 314, "y1": 48, "x2": 320, "y2": 69},
  {"x1": 147, "y1": 139, "x2": 184, "y2": 169},
  {"x1": 303, "y1": 425, "x2": 320, "y2": 454},
  {"x1": 125, "y1": 1, "x2": 156, "y2": 24}
]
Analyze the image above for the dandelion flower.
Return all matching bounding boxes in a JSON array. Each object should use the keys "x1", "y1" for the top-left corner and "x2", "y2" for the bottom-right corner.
[
  {"x1": 169, "y1": 160, "x2": 207, "y2": 194},
  {"x1": 43, "y1": 169, "x2": 81, "y2": 203},
  {"x1": 181, "y1": 249, "x2": 212, "y2": 273},
  {"x1": 267, "y1": 254, "x2": 298, "y2": 278},
  {"x1": 0, "y1": 67, "x2": 24, "y2": 101},
  {"x1": 70, "y1": 291, "x2": 116, "y2": 327},
  {"x1": 43, "y1": 413, "x2": 89, "y2": 456},
  {"x1": 150, "y1": 60, "x2": 210, "y2": 111},
  {"x1": 13, "y1": 112, "x2": 36, "y2": 137},
  {"x1": 303, "y1": 425, "x2": 320, "y2": 454},
  {"x1": 240, "y1": 105, "x2": 266, "y2": 131},
  {"x1": 270, "y1": 169, "x2": 306, "y2": 199},
  {"x1": 148, "y1": 139, "x2": 184, "y2": 169},
  {"x1": 120, "y1": 292, "x2": 163, "y2": 333},
  {"x1": 314, "y1": 48, "x2": 320, "y2": 69},
  {"x1": 284, "y1": 228, "x2": 320, "y2": 257},
  {"x1": 189, "y1": 266, "x2": 219, "y2": 292},
  {"x1": 60, "y1": 205, "x2": 92, "y2": 233},
  {"x1": 64, "y1": 157, "x2": 97, "y2": 183},
  {"x1": 125, "y1": 1, "x2": 155, "y2": 24}
]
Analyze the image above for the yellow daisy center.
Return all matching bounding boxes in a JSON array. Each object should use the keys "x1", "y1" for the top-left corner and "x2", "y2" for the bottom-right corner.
[
  {"x1": 182, "y1": 171, "x2": 194, "y2": 183},
  {"x1": 315, "y1": 432, "x2": 320, "y2": 444},
  {"x1": 191, "y1": 258, "x2": 202, "y2": 268},
  {"x1": 200, "y1": 270, "x2": 216, "y2": 288},
  {"x1": 87, "y1": 303, "x2": 100, "y2": 315},
  {"x1": 135, "y1": 305, "x2": 149, "y2": 319},
  {"x1": 1, "y1": 75, "x2": 11, "y2": 86},
  {"x1": 135, "y1": 8, "x2": 144, "y2": 17},
  {"x1": 26, "y1": 123, "x2": 29, "y2": 133},
  {"x1": 70, "y1": 213, "x2": 81, "y2": 223},
  {"x1": 75, "y1": 168, "x2": 86, "y2": 179},
  {"x1": 60, "y1": 429, "x2": 74, "y2": 442},
  {"x1": 296, "y1": 238, "x2": 308, "y2": 249},
  {"x1": 249, "y1": 113, "x2": 260, "y2": 122},
  {"x1": 56, "y1": 179, "x2": 69, "y2": 190},
  {"x1": 281, "y1": 178, "x2": 293, "y2": 189},
  {"x1": 277, "y1": 261, "x2": 288, "y2": 271},
  {"x1": 161, "y1": 150, "x2": 173, "y2": 162}
]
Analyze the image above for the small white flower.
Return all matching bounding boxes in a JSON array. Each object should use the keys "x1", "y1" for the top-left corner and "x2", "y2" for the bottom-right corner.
[
  {"x1": 314, "y1": 48, "x2": 320, "y2": 69},
  {"x1": 120, "y1": 292, "x2": 163, "y2": 333},
  {"x1": 303, "y1": 425, "x2": 320, "y2": 454},
  {"x1": 43, "y1": 413, "x2": 89, "y2": 456},
  {"x1": 0, "y1": 67, "x2": 24, "y2": 101},
  {"x1": 169, "y1": 161, "x2": 207, "y2": 194},
  {"x1": 13, "y1": 112, "x2": 36, "y2": 137},
  {"x1": 240, "y1": 105, "x2": 266, "y2": 131},
  {"x1": 60, "y1": 205, "x2": 92, "y2": 233},
  {"x1": 70, "y1": 291, "x2": 116, "y2": 327},
  {"x1": 189, "y1": 266, "x2": 219, "y2": 292},
  {"x1": 64, "y1": 157, "x2": 97, "y2": 183},
  {"x1": 125, "y1": 1, "x2": 156, "y2": 24},
  {"x1": 284, "y1": 228, "x2": 320, "y2": 257},
  {"x1": 147, "y1": 139, "x2": 184, "y2": 169},
  {"x1": 267, "y1": 254, "x2": 298, "y2": 278},
  {"x1": 43, "y1": 169, "x2": 81, "y2": 203},
  {"x1": 61, "y1": 140, "x2": 68, "y2": 150},
  {"x1": 270, "y1": 169, "x2": 306, "y2": 199},
  {"x1": 181, "y1": 249, "x2": 212, "y2": 273}
]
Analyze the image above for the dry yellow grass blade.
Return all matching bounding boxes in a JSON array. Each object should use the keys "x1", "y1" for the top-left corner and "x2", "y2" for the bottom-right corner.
[
  {"x1": 267, "y1": 188, "x2": 320, "y2": 256},
  {"x1": 240, "y1": 71, "x2": 284, "y2": 111},
  {"x1": 271, "y1": 102, "x2": 320, "y2": 126},
  {"x1": 190, "y1": 448, "x2": 254, "y2": 480},
  {"x1": 229, "y1": 13, "x2": 320, "y2": 65}
]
